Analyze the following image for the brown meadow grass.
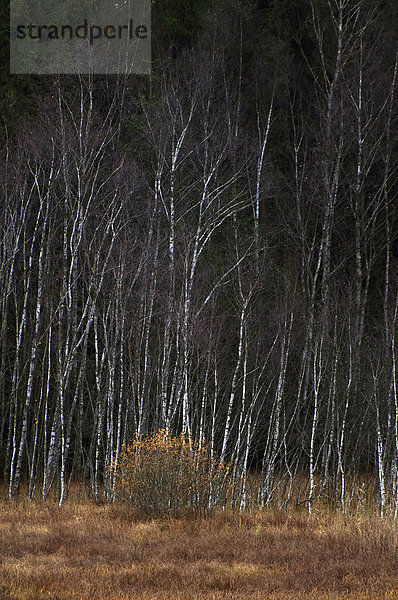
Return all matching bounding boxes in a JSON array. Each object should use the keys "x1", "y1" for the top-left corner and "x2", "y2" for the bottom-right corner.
[{"x1": 1, "y1": 493, "x2": 398, "y2": 600}]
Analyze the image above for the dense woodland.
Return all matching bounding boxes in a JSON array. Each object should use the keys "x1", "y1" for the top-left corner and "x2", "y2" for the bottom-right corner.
[{"x1": 1, "y1": 0, "x2": 398, "y2": 512}]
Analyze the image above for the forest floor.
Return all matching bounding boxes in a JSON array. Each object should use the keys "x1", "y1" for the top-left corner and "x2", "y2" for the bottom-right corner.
[{"x1": 1, "y1": 498, "x2": 398, "y2": 600}]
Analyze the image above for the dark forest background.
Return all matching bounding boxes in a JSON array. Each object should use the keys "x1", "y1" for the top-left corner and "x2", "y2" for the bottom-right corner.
[{"x1": 1, "y1": 0, "x2": 398, "y2": 512}]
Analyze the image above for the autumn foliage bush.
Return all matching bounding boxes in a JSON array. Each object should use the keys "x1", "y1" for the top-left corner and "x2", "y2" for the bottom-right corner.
[{"x1": 112, "y1": 429, "x2": 229, "y2": 517}]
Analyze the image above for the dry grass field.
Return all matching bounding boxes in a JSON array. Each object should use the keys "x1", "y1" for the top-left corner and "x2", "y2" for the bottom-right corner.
[{"x1": 1, "y1": 497, "x2": 398, "y2": 600}]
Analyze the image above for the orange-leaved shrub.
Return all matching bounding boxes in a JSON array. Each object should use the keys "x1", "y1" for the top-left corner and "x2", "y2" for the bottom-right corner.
[{"x1": 112, "y1": 429, "x2": 229, "y2": 517}]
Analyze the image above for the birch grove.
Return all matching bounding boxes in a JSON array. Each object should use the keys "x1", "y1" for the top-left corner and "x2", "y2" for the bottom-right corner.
[{"x1": 1, "y1": 0, "x2": 398, "y2": 512}]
